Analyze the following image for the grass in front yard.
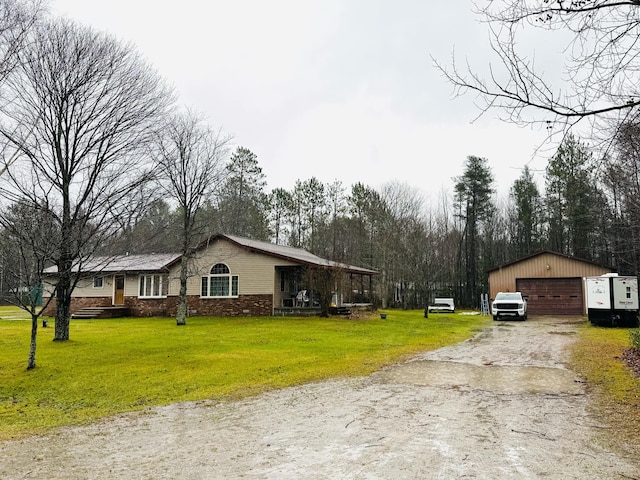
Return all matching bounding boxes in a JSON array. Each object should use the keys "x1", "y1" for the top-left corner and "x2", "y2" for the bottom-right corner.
[
  {"x1": 0, "y1": 308, "x2": 490, "y2": 439},
  {"x1": 570, "y1": 323, "x2": 640, "y2": 453}
]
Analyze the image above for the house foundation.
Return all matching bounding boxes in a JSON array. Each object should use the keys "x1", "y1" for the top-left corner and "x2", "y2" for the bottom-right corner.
[{"x1": 42, "y1": 294, "x2": 274, "y2": 318}]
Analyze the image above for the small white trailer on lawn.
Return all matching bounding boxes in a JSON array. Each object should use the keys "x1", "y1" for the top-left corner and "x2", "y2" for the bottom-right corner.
[{"x1": 584, "y1": 274, "x2": 639, "y2": 327}]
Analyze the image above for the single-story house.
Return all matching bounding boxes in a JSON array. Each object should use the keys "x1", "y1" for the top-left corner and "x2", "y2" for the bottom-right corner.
[
  {"x1": 488, "y1": 250, "x2": 614, "y2": 315},
  {"x1": 43, "y1": 234, "x2": 378, "y2": 317}
]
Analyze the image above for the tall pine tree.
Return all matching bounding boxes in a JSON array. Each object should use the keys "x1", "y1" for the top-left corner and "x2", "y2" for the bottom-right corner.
[{"x1": 454, "y1": 156, "x2": 495, "y2": 307}]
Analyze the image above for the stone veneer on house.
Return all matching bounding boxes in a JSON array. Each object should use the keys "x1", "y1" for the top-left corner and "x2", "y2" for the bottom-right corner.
[{"x1": 42, "y1": 294, "x2": 274, "y2": 317}]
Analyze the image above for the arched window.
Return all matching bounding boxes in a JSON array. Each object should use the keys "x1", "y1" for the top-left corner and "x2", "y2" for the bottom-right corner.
[
  {"x1": 201, "y1": 263, "x2": 239, "y2": 298},
  {"x1": 210, "y1": 263, "x2": 229, "y2": 274}
]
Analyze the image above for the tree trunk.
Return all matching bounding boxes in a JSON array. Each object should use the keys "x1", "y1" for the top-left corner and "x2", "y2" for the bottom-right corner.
[
  {"x1": 315, "y1": 269, "x2": 333, "y2": 318},
  {"x1": 54, "y1": 269, "x2": 71, "y2": 341},
  {"x1": 176, "y1": 256, "x2": 188, "y2": 326},
  {"x1": 380, "y1": 268, "x2": 387, "y2": 309},
  {"x1": 55, "y1": 183, "x2": 73, "y2": 341},
  {"x1": 27, "y1": 313, "x2": 37, "y2": 369}
]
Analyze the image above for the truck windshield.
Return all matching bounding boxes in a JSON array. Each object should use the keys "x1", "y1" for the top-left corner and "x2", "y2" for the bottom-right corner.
[{"x1": 496, "y1": 293, "x2": 521, "y2": 301}]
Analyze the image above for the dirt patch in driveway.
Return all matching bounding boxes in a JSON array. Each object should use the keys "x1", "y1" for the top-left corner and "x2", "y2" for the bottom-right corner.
[{"x1": 1, "y1": 316, "x2": 638, "y2": 479}]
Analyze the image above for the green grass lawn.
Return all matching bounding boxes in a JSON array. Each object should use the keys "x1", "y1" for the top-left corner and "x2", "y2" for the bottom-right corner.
[
  {"x1": 570, "y1": 323, "x2": 640, "y2": 450},
  {"x1": 0, "y1": 308, "x2": 490, "y2": 440},
  {"x1": 571, "y1": 324, "x2": 640, "y2": 403}
]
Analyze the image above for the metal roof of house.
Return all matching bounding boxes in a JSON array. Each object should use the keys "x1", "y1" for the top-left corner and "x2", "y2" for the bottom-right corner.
[
  {"x1": 45, "y1": 234, "x2": 378, "y2": 276},
  {"x1": 199, "y1": 234, "x2": 379, "y2": 275},
  {"x1": 44, "y1": 253, "x2": 181, "y2": 274}
]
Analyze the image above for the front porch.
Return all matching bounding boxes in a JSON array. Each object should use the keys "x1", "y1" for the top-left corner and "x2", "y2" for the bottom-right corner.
[{"x1": 274, "y1": 266, "x2": 376, "y2": 315}]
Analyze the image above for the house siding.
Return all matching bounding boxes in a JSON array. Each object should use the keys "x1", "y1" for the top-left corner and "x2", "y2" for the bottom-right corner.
[
  {"x1": 183, "y1": 240, "x2": 298, "y2": 297},
  {"x1": 67, "y1": 275, "x2": 115, "y2": 298},
  {"x1": 123, "y1": 275, "x2": 138, "y2": 297}
]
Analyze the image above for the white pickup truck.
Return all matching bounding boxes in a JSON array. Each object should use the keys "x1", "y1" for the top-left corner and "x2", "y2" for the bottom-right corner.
[
  {"x1": 428, "y1": 298, "x2": 455, "y2": 313},
  {"x1": 492, "y1": 292, "x2": 527, "y2": 321}
]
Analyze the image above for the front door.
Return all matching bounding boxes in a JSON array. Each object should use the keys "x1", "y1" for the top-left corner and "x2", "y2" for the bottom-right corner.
[{"x1": 113, "y1": 275, "x2": 125, "y2": 305}]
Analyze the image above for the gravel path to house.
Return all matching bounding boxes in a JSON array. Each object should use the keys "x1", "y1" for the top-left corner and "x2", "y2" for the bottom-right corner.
[{"x1": 1, "y1": 316, "x2": 639, "y2": 479}]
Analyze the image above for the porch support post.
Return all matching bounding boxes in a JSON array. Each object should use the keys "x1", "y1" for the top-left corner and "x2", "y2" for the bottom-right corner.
[{"x1": 369, "y1": 275, "x2": 372, "y2": 304}]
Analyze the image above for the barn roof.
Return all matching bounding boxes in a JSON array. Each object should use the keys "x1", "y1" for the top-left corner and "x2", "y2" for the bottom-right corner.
[{"x1": 488, "y1": 250, "x2": 614, "y2": 273}]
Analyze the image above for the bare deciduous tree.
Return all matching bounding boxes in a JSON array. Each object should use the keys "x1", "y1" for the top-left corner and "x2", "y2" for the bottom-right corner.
[
  {"x1": 378, "y1": 181, "x2": 426, "y2": 309},
  {"x1": 0, "y1": 18, "x2": 174, "y2": 340},
  {"x1": 0, "y1": 0, "x2": 42, "y2": 84},
  {"x1": 0, "y1": 200, "x2": 59, "y2": 368},
  {"x1": 435, "y1": 1, "x2": 640, "y2": 138},
  {"x1": 154, "y1": 110, "x2": 229, "y2": 326}
]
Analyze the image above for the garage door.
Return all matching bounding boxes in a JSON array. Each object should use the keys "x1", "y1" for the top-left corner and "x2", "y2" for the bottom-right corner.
[{"x1": 516, "y1": 278, "x2": 583, "y2": 315}]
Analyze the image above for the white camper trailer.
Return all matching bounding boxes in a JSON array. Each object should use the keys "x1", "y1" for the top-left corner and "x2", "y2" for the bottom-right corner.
[{"x1": 584, "y1": 274, "x2": 639, "y2": 327}]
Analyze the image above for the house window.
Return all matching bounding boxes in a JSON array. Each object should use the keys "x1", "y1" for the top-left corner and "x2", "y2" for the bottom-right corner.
[
  {"x1": 93, "y1": 276, "x2": 104, "y2": 289},
  {"x1": 201, "y1": 263, "x2": 239, "y2": 298},
  {"x1": 139, "y1": 274, "x2": 169, "y2": 298}
]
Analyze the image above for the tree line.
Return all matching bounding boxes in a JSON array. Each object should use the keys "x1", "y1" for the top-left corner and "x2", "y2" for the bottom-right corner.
[
  {"x1": 96, "y1": 131, "x2": 640, "y2": 313},
  {"x1": 1, "y1": 0, "x2": 640, "y2": 370}
]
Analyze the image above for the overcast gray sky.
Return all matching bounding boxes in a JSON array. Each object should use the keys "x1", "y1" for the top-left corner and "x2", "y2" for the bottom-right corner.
[{"x1": 50, "y1": 0, "x2": 554, "y2": 202}]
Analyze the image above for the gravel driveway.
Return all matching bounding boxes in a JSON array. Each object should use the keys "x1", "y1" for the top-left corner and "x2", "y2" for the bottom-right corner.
[{"x1": 1, "y1": 316, "x2": 638, "y2": 479}]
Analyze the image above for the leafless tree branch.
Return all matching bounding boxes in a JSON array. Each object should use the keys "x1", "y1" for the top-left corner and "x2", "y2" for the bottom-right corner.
[
  {"x1": 434, "y1": 1, "x2": 640, "y2": 140},
  {"x1": 0, "y1": 17, "x2": 175, "y2": 339},
  {"x1": 153, "y1": 109, "x2": 230, "y2": 325}
]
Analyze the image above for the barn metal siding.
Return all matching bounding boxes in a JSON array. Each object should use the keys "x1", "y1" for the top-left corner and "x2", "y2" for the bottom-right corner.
[{"x1": 488, "y1": 252, "x2": 613, "y2": 315}]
